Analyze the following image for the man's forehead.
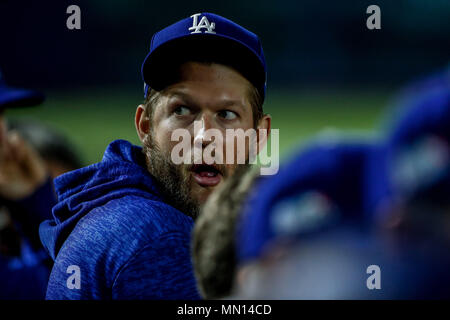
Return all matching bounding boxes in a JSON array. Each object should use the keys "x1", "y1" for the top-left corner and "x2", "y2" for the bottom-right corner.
[{"x1": 164, "y1": 86, "x2": 248, "y2": 110}]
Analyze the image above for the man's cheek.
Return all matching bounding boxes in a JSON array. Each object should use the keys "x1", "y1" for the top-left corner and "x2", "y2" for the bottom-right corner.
[{"x1": 153, "y1": 121, "x2": 178, "y2": 150}]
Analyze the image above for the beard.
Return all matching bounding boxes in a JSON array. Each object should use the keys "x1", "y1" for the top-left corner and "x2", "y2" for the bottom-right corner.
[
  {"x1": 142, "y1": 131, "x2": 251, "y2": 219},
  {"x1": 142, "y1": 134, "x2": 200, "y2": 219}
]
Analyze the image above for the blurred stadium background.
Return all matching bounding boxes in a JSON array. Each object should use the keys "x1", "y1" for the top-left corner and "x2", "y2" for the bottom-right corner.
[{"x1": 1, "y1": 0, "x2": 449, "y2": 165}]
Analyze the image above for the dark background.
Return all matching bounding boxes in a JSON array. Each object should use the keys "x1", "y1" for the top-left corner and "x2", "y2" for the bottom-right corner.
[{"x1": 1, "y1": 0, "x2": 449, "y2": 90}]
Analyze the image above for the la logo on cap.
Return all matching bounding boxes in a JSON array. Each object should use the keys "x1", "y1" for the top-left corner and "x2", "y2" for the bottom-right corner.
[{"x1": 189, "y1": 13, "x2": 216, "y2": 34}]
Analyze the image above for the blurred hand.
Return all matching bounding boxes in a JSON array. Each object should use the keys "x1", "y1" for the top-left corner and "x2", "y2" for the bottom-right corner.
[{"x1": 0, "y1": 120, "x2": 48, "y2": 200}]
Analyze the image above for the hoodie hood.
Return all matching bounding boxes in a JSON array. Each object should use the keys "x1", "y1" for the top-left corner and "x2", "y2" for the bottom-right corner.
[{"x1": 39, "y1": 139, "x2": 162, "y2": 260}]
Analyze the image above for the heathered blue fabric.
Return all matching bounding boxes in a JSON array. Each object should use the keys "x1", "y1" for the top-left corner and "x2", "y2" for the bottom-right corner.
[{"x1": 39, "y1": 139, "x2": 201, "y2": 300}]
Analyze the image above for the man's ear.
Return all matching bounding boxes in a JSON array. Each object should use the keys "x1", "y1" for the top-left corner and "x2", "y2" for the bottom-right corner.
[
  {"x1": 256, "y1": 114, "x2": 271, "y2": 155},
  {"x1": 135, "y1": 104, "x2": 150, "y2": 142}
]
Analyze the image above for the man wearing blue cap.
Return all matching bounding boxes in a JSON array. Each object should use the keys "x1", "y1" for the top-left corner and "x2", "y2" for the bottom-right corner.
[{"x1": 40, "y1": 13, "x2": 271, "y2": 299}]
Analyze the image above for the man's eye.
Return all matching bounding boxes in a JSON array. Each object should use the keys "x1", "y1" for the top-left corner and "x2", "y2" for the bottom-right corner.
[
  {"x1": 174, "y1": 106, "x2": 191, "y2": 116},
  {"x1": 218, "y1": 110, "x2": 238, "y2": 120}
]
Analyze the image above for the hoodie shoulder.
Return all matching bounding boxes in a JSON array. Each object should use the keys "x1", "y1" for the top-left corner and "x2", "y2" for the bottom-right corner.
[
  {"x1": 41, "y1": 140, "x2": 196, "y2": 299},
  {"x1": 46, "y1": 194, "x2": 194, "y2": 299}
]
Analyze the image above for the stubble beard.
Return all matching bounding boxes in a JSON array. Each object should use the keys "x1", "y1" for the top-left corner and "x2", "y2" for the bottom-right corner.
[{"x1": 142, "y1": 134, "x2": 200, "y2": 219}]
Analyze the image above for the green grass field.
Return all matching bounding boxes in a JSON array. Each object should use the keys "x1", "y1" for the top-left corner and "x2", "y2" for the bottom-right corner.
[{"x1": 6, "y1": 88, "x2": 394, "y2": 166}]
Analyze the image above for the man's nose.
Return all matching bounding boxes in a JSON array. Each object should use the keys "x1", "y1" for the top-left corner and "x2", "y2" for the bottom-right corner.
[{"x1": 193, "y1": 113, "x2": 214, "y2": 147}]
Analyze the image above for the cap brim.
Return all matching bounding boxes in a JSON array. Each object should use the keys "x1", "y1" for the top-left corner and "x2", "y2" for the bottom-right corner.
[
  {"x1": 0, "y1": 86, "x2": 45, "y2": 110},
  {"x1": 141, "y1": 34, "x2": 266, "y2": 96}
]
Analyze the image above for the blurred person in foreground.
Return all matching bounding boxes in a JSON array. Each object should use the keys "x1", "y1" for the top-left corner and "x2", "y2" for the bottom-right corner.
[
  {"x1": 39, "y1": 13, "x2": 271, "y2": 299},
  {"x1": 0, "y1": 69, "x2": 50, "y2": 299}
]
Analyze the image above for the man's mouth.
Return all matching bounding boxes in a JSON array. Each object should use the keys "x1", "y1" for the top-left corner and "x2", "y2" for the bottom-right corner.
[{"x1": 191, "y1": 164, "x2": 222, "y2": 187}]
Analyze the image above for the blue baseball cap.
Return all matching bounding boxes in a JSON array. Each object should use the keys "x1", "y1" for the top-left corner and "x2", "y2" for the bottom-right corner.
[
  {"x1": 236, "y1": 141, "x2": 378, "y2": 264},
  {"x1": 0, "y1": 69, "x2": 45, "y2": 111},
  {"x1": 390, "y1": 88, "x2": 450, "y2": 199},
  {"x1": 141, "y1": 13, "x2": 267, "y2": 101},
  {"x1": 367, "y1": 85, "x2": 450, "y2": 211}
]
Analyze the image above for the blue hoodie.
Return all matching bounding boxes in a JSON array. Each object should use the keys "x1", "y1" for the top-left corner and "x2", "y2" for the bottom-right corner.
[{"x1": 39, "y1": 140, "x2": 201, "y2": 300}]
